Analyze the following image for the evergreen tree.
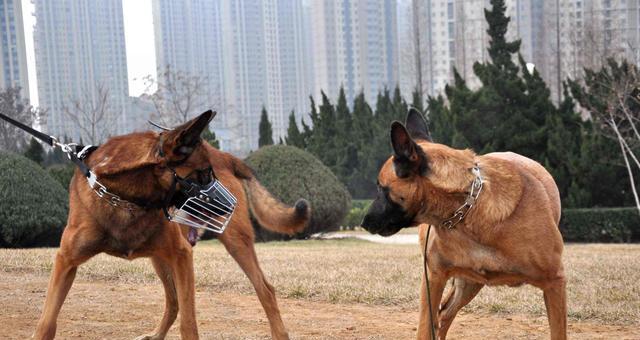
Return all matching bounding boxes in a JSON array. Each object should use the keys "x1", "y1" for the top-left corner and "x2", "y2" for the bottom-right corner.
[
  {"x1": 426, "y1": 95, "x2": 453, "y2": 144},
  {"x1": 258, "y1": 106, "x2": 274, "y2": 147},
  {"x1": 545, "y1": 85, "x2": 583, "y2": 201},
  {"x1": 439, "y1": 0, "x2": 553, "y2": 159},
  {"x1": 350, "y1": 92, "x2": 377, "y2": 197},
  {"x1": 201, "y1": 128, "x2": 220, "y2": 149},
  {"x1": 391, "y1": 86, "x2": 409, "y2": 123},
  {"x1": 23, "y1": 137, "x2": 45, "y2": 165},
  {"x1": 285, "y1": 111, "x2": 305, "y2": 148},
  {"x1": 411, "y1": 88, "x2": 424, "y2": 113},
  {"x1": 334, "y1": 87, "x2": 353, "y2": 180},
  {"x1": 306, "y1": 91, "x2": 337, "y2": 169}
]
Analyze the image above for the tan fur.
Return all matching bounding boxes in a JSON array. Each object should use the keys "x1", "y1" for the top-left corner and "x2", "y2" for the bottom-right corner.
[
  {"x1": 34, "y1": 113, "x2": 308, "y2": 340},
  {"x1": 379, "y1": 141, "x2": 566, "y2": 340},
  {"x1": 244, "y1": 179, "x2": 309, "y2": 234}
]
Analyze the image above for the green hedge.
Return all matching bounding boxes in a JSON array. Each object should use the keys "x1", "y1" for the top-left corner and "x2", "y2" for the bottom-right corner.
[
  {"x1": 47, "y1": 164, "x2": 75, "y2": 191},
  {"x1": 0, "y1": 152, "x2": 69, "y2": 247},
  {"x1": 245, "y1": 145, "x2": 351, "y2": 241},
  {"x1": 341, "y1": 203, "x2": 639, "y2": 243},
  {"x1": 342, "y1": 199, "x2": 372, "y2": 229},
  {"x1": 560, "y1": 208, "x2": 640, "y2": 243}
]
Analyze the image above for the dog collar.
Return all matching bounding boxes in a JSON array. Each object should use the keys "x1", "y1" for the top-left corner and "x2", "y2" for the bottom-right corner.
[{"x1": 440, "y1": 164, "x2": 483, "y2": 229}]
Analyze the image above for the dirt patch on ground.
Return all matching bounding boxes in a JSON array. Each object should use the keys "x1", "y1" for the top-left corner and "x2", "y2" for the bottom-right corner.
[{"x1": 2, "y1": 272, "x2": 637, "y2": 340}]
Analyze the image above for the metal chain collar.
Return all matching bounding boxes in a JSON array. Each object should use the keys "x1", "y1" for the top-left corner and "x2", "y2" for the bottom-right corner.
[
  {"x1": 440, "y1": 164, "x2": 483, "y2": 229},
  {"x1": 87, "y1": 172, "x2": 141, "y2": 212},
  {"x1": 57, "y1": 139, "x2": 142, "y2": 213}
]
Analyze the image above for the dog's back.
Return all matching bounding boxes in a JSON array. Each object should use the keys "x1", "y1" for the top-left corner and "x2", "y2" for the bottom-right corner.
[{"x1": 485, "y1": 151, "x2": 561, "y2": 226}]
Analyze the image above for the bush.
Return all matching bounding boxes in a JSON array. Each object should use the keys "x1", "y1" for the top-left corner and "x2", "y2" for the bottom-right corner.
[
  {"x1": 47, "y1": 164, "x2": 75, "y2": 191},
  {"x1": 342, "y1": 199, "x2": 372, "y2": 230},
  {"x1": 560, "y1": 208, "x2": 640, "y2": 243},
  {"x1": 245, "y1": 145, "x2": 351, "y2": 241},
  {"x1": 0, "y1": 152, "x2": 69, "y2": 247}
]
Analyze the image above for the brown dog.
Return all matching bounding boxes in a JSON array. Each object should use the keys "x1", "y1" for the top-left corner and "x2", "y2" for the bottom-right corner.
[
  {"x1": 361, "y1": 109, "x2": 566, "y2": 340},
  {"x1": 34, "y1": 111, "x2": 309, "y2": 340}
]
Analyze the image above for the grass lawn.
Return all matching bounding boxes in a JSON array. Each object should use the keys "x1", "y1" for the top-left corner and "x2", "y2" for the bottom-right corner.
[{"x1": 1, "y1": 239, "x2": 638, "y2": 325}]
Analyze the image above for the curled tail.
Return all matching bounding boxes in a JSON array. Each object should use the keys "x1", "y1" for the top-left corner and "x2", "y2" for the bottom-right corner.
[{"x1": 244, "y1": 178, "x2": 310, "y2": 235}]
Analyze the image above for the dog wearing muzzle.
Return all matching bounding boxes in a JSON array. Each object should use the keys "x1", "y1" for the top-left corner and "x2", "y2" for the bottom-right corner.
[{"x1": 34, "y1": 110, "x2": 310, "y2": 340}]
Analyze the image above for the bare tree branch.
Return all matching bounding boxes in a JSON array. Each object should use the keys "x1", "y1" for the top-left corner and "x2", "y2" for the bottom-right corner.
[{"x1": 63, "y1": 83, "x2": 117, "y2": 144}]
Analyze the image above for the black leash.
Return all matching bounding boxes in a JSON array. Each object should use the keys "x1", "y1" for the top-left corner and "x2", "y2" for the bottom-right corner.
[
  {"x1": 0, "y1": 112, "x2": 55, "y2": 146},
  {"x1": 0, "y1": 112, "x2": 94, "y2": 177},
  {"x1": 423, "y1": 225, "x2": 436, "y2": 340}
]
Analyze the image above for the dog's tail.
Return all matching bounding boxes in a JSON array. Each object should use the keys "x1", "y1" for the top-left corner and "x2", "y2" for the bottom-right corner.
[{"x1": 243, "y1": 177, "x2": 310, "y2": 235}]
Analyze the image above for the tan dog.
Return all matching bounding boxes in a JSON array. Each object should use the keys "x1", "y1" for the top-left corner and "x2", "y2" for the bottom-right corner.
[
  {"x1": 361, "y1": 109, "x2": 566, "y2": 340},
  {"x1": 34, "y1": 111, "x2": 309, "y2": 340}
]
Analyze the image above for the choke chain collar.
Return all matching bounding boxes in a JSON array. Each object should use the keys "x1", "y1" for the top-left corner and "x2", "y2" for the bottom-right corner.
[{"x1": 440, "y1": 164, "x2": 483, "y2": 229}]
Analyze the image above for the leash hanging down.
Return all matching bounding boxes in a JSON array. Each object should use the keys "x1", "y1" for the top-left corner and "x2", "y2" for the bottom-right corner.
[{"x1": 422, "y1": 164, "x2": 483, "y2": 340}]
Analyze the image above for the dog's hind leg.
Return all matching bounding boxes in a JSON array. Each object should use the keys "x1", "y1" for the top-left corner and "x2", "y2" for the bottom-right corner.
[
  {"x1": 543, "y1": 277, "x2": 567, "y2": 340},
  {"x1": 437, "y1": 278, "x2": 483, "y2": 339},
  {"x1": 34, "y1": 226, "x2": 100, "y2": 340},
  {"x1": 134, "y1": 257, "x2": 178, "y2": 340},
  {"x1": 220, "y1": 228, "x2": 289, "y2": 340}
]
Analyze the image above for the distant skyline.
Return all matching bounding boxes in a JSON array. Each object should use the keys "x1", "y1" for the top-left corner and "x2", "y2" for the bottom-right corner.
[{"x1": 21, "y1": 0, "x2": 157, "y2": 106}]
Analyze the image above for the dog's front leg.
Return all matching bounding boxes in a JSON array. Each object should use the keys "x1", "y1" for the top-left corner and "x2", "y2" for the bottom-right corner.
[
  {"x1": 33, "y1": 252, "x2": 79, "y2": 340},
  {"x1": 135, "y1": 257, "x2": 179, "y2": 340},
  {"x1": 417, "y1": 270, "x2": 446, "y2": 340},
  {"x1": 169, "y1": 242, "x2": 199, "y2": 340},
  {"x1": 34, "y1": 226, "x2": 100, "y2": 340}
]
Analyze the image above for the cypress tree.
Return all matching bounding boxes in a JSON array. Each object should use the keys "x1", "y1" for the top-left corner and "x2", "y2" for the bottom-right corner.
[
  {"x1": 285, "y1": 111, "x2": 305, "y2": 148},
  {"x1": 201, "y1": 128, "x2": 220, "y2": 149},
  {"x1": 350, "y1": 92, "x2": 377, "y2": 197},
  {"x1": 23, "y1": 137, "x2": 45, "y2": 165},
  {"x1": 258, "y1": 106, "x2": 274, "y2": 147},
  {"x1": 306, "y1": 91, "x2": 337, "y2": 169},
  {"x1": 334, "y1": 87, "x2": 354, "y2": 181}
]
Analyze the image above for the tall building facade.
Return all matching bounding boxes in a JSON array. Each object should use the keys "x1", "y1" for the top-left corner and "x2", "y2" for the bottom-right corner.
[
  {"x1": 0, "y1": 0, "x2": 29, "y2": 98},
  {"x1": 407, "y1": 0, "x2": 639, "y2": 102},
  {"x1": 540, "y1": 0, "x2": 640, "y2": 101},
  {"x1": 311, "y1": 0, "x2": 399, "y2": 105},
  {"x1": 34, "y1": 0, "x2": 129, "y2": 143},
  {"x1": 407, "y1": 0, "x2": 538, "y2": 96},
  {"x1": 153, "y1": 0, "x2": 312, "y2": 155}
]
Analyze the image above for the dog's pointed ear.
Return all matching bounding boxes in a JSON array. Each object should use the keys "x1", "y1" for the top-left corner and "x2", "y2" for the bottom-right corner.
[
  {"x1": 162, "y1": 110, "x2": 215, "y2": 159},
  {"x1": 391, "y1": 121, "x2": 428, "y2": 178},
  {"x1": 405, "y1": 108, "x2": 432, "y2": 142}
]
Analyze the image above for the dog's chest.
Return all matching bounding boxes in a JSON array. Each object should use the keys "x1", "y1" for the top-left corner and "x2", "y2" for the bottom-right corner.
[
  {"x1": 100, "y1": 215, "x2": 164, "y2": 259},
  {"x1": 435, "y1": 234, "x2": 527, "y2": 286}
]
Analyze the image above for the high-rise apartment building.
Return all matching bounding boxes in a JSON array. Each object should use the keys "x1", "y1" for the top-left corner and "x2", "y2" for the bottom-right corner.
[
  {"x1": 540, "y1": 0, "x2": 640, "y2": 101},
  {"x1": 407, "y1": 0, "x2": 537, "y2": 96},
  {"x1": 0, "y1": 0, "x2": 29, "y2": 98},
  {"x1": 153, "y1": 0, "x2": 311, "y2": 155},
  {"x1": 406, "y1": 0, "x2": 639, "y2": 102},
  {"x1": 311, "y1": 0, "x2": 399, "y2": 105},
  {"x1": 34, "y1": 0, "x2": 129, "y2": 142}
]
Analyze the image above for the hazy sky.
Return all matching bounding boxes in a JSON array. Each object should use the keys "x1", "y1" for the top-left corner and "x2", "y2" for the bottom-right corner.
[{"x1": 21, "y1": 0, "x2": 158, "y2": 106}]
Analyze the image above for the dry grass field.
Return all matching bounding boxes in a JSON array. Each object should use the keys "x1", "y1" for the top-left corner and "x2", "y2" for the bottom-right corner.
[{"x1": 1, "y1": 238, "x2": 639, "y2": 339}]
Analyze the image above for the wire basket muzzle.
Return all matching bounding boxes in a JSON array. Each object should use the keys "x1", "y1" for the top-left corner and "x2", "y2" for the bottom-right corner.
[{"x1": 170, "y1": 179, "x2": 237, "y2": 234}]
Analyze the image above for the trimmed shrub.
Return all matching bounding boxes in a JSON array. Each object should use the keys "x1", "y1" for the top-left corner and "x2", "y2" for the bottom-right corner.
[
  {"x1": 342, "y1": 199, "x2": 373, "y2": 230},
  {"x1": 47, "y1": 164, "x2": 75, "y2": 191},
  {"x1": 0, "y1": 152, "x2": 69, "y2": 247},
  {"x1": 559, "y1": 208, "x2": 640, "y2": 243},
  {"x1": 245, "y1": 145, "x2": 351, "y2": 241}
]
